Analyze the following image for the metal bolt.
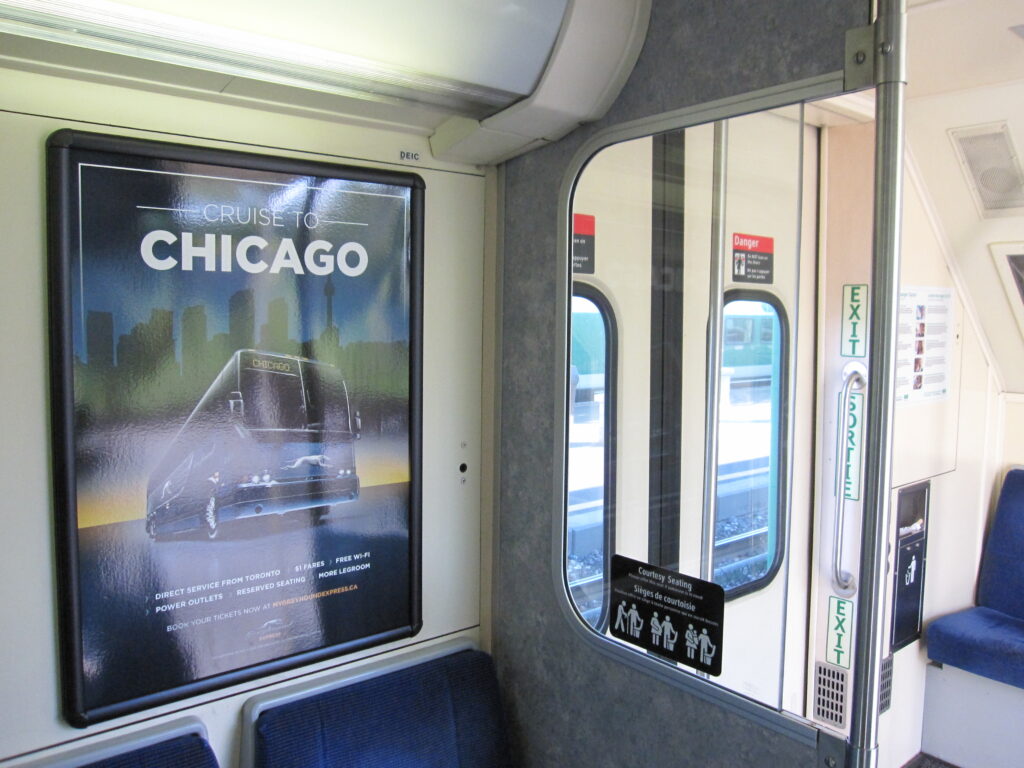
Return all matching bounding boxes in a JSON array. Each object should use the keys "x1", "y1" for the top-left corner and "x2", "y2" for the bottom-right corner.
[
  {"x1": 855, "y1": 50, "x2": 866, "y2": 65},
  {"x1": 826, "y1": 758, "x2": 837, "y2": 768},
  {"x1": 879, "y1": 41, "x2": 892, "y2": 55}
]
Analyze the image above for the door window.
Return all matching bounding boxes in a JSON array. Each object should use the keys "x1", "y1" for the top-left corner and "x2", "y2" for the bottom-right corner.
[
  {"x1": 715, "y1": 296, "x2": 786, "y2": 594},
  {"x1": 567, "y1": 287, "x2": 616, "y2": 628}
]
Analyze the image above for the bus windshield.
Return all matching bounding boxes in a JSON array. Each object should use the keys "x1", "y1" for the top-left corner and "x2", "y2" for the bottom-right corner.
[
  {"x1": 240, "y1": 367, "x2": 306, "y2": 430},
  {"x1": 302, "y1": 364, "x2": 351, "y2": 433}
]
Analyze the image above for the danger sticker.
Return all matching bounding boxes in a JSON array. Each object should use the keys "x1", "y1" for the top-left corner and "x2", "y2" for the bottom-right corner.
[{"x1": 732, "y1": 232, "x2": 774, "y2": 284}]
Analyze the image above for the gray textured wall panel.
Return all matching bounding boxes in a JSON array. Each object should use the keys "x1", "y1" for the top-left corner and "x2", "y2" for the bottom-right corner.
[{"x1": 495, "y1": 0, "x2": 867, "y2": 765}]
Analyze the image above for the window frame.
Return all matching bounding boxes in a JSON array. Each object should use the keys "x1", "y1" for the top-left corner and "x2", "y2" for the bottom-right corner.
[
  {"x1": 565, "y1": 280, "x2": 618, "y2": 632},
  {"x1": 716, "y1": 288, "x2": 790, "y2": 600},
  {"x1": 552, "y1": 72, "x2": 846, "y2": 746}
]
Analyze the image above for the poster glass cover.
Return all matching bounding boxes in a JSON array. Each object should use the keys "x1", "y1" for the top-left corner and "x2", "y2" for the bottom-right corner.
[{"x1": 47, "y1": 130, "x2": 423, "y2": 725}]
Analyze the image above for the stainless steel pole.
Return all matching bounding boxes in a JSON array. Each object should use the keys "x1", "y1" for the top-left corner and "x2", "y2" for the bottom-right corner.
[
  {"x1": 848, "y1": 0, "x2": 906, "y2": 766},
  {"x1": 701, "y1": 121, "x2": 728, "y2": 582}
]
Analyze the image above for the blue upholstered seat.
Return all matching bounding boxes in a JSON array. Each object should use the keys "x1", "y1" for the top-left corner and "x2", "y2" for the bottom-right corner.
[
  {"x1": 81, "y1": 732, "x2": 219, "y2": 768},
  {"x1": 927, "y1": 468, "x2": 1024, "y2": 689},
  {"x1": 254, "y1": 649, "x2": 510, "y2": 768}
]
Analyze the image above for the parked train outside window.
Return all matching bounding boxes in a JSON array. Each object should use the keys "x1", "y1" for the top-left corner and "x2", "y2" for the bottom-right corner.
[
  {"x1": 567, "y1": 289, "x2": 615, "y2": 628},
  {"x1": 714, "y1": 296, "x2": 785, "y2": 593},
  {"x1": 566, "y1": 291, "x2": 785, "y2": 631}
]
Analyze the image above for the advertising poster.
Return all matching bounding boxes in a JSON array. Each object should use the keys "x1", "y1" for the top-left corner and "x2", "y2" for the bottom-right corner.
[{"x1": 47, "y1": 131, "x2": 423, "y2": 725}]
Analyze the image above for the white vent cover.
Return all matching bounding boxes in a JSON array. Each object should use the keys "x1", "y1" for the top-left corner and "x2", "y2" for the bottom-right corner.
[{"x1": 950, "y1": 122, "x2": 1024, "y2": 218}]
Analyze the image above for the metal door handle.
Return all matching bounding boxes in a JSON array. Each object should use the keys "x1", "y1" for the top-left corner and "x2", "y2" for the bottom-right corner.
[{"x1": 833, "y1": 362, "x2": 867, "y2": 596}]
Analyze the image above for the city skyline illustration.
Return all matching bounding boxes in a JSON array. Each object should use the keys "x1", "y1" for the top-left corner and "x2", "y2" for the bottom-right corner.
[{"x1": 75, "y1": 275, "x2": 410, "y2": 428}]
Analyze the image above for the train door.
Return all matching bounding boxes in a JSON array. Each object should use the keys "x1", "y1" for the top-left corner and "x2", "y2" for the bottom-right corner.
[
  {"x1": 563, "y1": 7, "x2": 911, "y2": 754},
  {"x1": 806, "y1": 108, "x2": 878, "y2": 735},
  {"x1": 674, "y1": 108, "x2": 818, "y2": 708},
  {"x1": 567, "y1": 103, "x2": 820, "y2": 710}
]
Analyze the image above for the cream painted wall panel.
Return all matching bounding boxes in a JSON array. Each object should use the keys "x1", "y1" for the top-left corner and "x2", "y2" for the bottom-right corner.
[
  {"x1": 1000, "y1": 397, "x2": 1024, "y2": 469},
  {"x1": 906, "y1": 80, "x2": 1024, "y2": 392},
  {"x1": 809, "y1": 120, "x2": 874, "y2": 734},
  {"x1": 922, "y1": 663, "x2": 1024, "y2": 768},
  {"x1": 713, "y1": 109, "x2": 805, "y2": 706},
  {"x1": 0, "y1": 67, "x2": 471, "y2": 174},
  {"x1": 679, "y1": 123, "x2": 713, "y2": 573},
  {"x1": 922, "y1": 322, "x2": 1000, "y2": 617},
  {"x1": 0, "y1": 66, "x2": 484, "y2": 766},
  {"x1": 878, "y1": 309, "x2": 998, "y2": 768},
  {"x1": 890, "y1": 167, "x2": 963, "y2": 487},
  {"x1": 571, "y1": 137, "x2": 652, "y2": 560},
  {"x1": 781, "y1": 120, "x2": 821, "y2": 715},
  {"x1": 877, "y1": 628, "x2": 929, "y2": 768}
]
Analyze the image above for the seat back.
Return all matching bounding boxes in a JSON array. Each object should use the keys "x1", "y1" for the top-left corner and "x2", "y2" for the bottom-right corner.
[
  {"x1": 978, "y1": 468, "x2": 1024, "y2": 619},
  {"x1": 252, "y1": 647, "x2": 509, "y2": 768},
  {"x1": 21, "y1": 718, "x2": 217, "y2": 768},
  {"x1": 80, "y1": 733, "x2": 218, "y2": 768}
]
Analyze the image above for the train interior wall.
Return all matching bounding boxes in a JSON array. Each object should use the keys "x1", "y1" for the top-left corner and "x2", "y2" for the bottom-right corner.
[
  {"x1": 563, "y1": 100, "x2": 1012, "y2": 767},
  {"x1": 2, "y1": 1, "x2": 1021, "y2": 767},
  {"x1": 820, "y1": 117, "x2": 1005, "y2": 768},
  {"x1": 495, "y1": 2, "x2": 868, "y2": 766},
  {"x1": 0, "y1": 65, "x2": 489, "y2": 766}
]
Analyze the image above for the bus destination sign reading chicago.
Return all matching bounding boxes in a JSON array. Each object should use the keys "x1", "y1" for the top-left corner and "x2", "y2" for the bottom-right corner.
[{"x1": 610, "y1": 555, "x2": 725, "y2": 676}]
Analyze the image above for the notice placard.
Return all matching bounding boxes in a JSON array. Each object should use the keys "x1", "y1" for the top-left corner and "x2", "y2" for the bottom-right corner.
[
  {"x1": 895, "y1": 287, "x2": 953, "y2": 402},
  {"x1": 731, "y1": 232, "x2": 774, "y2": 284},
  {"x1": 610, "y1": 555, "x2": 725, "y2": 676},
  {"x1": 572, "y1": 213, "x2": 595, "y2": 274}
]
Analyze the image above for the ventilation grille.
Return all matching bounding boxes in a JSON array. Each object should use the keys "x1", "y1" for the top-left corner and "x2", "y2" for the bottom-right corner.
[
  {"x1": 815, "y1": 662, "x2": 848, "y2": 728},
  {"x1": 879, "y1": 654, "x2": 894, "y2": 713},
  {"x1": 950, "y1": 123, "x2": 1024, "y2": 216}
]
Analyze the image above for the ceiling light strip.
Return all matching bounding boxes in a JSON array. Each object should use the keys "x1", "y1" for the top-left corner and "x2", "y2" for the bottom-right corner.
[{"x1": 0, "y1": 0, "x2": 522, "y2": 115}]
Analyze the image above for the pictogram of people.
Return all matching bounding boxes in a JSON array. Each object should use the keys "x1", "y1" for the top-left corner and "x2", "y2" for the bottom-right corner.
[
  {"x1": 661, "y1": 616, "x2": 678, "y2": 652},
  {"x1": 905, "y1": 554, "x2": 917, "y2": 586},
  {"x1": 698, "y1": 628, "x2": 717, "y2": 666},
  {"x1": 685, "y1": 623, "x2": 699, "y2": 660},
  {"x1": 614, "y1": 600, "x2": 628, "y2": 634},
  {"x1": 650, "y1": 612, "x2": 663, "y2": 647},
  {"x1": 628, "y1": 603, "x2": 643, "y2": 639}
]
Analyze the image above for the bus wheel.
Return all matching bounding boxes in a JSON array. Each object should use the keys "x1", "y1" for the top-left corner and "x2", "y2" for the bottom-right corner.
[
  {"x1": 145, "y1": 513, "x2": 157, "y2": 540},
  {"x1": 310, "y1": 506, "x2": 328, "y2": 525},
  {"x1": 204, "y1": 496, "x2": 219, "y2": 539}
]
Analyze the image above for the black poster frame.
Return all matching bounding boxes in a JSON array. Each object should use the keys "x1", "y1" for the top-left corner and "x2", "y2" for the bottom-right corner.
[{"x1": 47, "y1": 130, "x2": 423, "y2": 726}]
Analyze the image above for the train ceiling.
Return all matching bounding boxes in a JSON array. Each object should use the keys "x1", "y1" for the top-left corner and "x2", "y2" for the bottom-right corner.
[
  {"x1": 0, "y1": 0, "x2": 650, "y2": 164},
  {"x1": 0, "y1": 0, "x2": 1021, "y2": 387}
]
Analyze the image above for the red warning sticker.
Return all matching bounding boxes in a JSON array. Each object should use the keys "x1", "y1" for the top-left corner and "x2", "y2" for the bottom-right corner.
[
  {"x1": 731, "y1": 232, "x2": 774, "y2": 284},
  {"x1": 572, "y1": 214, "x2": 596, "y2": 273}
]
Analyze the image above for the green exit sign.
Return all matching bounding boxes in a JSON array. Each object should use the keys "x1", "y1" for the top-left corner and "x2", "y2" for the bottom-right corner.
[{"x1": 841, "y1": 284, "x2": 869, "y2": 358}]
